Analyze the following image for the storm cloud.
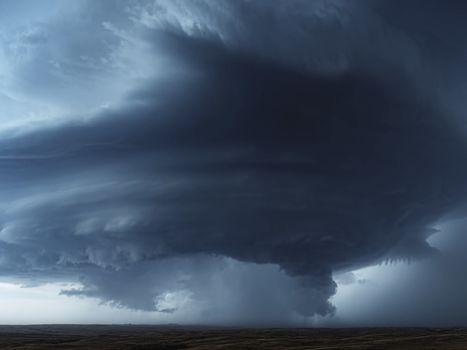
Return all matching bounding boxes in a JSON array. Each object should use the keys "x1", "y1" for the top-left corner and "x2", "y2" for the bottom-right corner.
[{"x1": 1, "y1": 0, "x2": 467, "y2": 324}]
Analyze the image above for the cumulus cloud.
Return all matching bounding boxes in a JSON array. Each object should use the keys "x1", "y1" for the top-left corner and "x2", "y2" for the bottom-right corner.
[{"x1": 0, "y1": 0, "x2": 467, "y2": 324}]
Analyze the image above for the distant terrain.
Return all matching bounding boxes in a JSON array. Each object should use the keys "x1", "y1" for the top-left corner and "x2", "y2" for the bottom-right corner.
[{"x1": 0, "y1": 325, "x2": 465, "y2": 349}]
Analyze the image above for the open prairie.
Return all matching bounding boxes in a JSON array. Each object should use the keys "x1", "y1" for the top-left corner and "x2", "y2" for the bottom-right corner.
[{"x1": 0, "y1": 326, "x2": 465, "y2": 349}]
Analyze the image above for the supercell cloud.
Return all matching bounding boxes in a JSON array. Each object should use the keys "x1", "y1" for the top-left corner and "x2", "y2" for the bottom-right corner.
[{"x1": 1, "y1": 0, "x2": 467, "y2": 324}]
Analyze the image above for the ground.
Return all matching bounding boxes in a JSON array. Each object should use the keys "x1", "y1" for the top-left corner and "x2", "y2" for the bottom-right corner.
[{"x1": 0, "y1": 326, "x2": 465, "y2": 349}]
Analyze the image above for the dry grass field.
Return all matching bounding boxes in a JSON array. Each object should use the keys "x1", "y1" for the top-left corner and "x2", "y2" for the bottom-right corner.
[{"x1": 0, "y1": 326, "x2": 465, "y2": 349}]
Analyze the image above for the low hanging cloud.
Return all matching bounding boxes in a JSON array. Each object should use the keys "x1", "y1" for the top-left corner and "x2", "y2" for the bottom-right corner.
[{"x1": 1, "y1": 0, "x2": 467, "y2": 324}]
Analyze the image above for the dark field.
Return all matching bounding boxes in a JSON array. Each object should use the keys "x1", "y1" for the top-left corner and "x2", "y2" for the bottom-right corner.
[{"x1": 0, "y1": 326, "x2": 466, "y2": 350}]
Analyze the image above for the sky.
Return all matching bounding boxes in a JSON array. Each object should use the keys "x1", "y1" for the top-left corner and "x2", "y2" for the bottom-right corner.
[{"x1": 1, "y1": 0, "x2": 467, "y2": 326}]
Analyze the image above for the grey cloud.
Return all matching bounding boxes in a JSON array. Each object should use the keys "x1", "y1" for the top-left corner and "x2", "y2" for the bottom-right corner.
[
  {"x1": 333, "y1": 225, "x2": 467, "y2": 326},
  {"x1": 141, "y1": 0, "x2": 423, "y2": 77},
  {"x1": 0, "y1": 0, "x2": 161, "y2": 126},
  {"x1": 1, "y1": 0, "x2": 467, "y2": 324}
]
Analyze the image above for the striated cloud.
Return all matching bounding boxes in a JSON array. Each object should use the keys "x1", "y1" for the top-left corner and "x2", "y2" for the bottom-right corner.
[{"x1": 1, "y1": 0, "x2": 467, "y2": 323}]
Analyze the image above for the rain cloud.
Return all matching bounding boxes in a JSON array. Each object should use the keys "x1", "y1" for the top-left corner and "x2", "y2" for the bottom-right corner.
[{"x1": 1, "y1": 0, "x2": 467, "y2": 324}]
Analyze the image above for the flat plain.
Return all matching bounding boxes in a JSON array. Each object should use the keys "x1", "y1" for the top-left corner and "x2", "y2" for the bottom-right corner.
[{"x1": 0, "y1": 325, "x2": 465, "y2": 349}]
